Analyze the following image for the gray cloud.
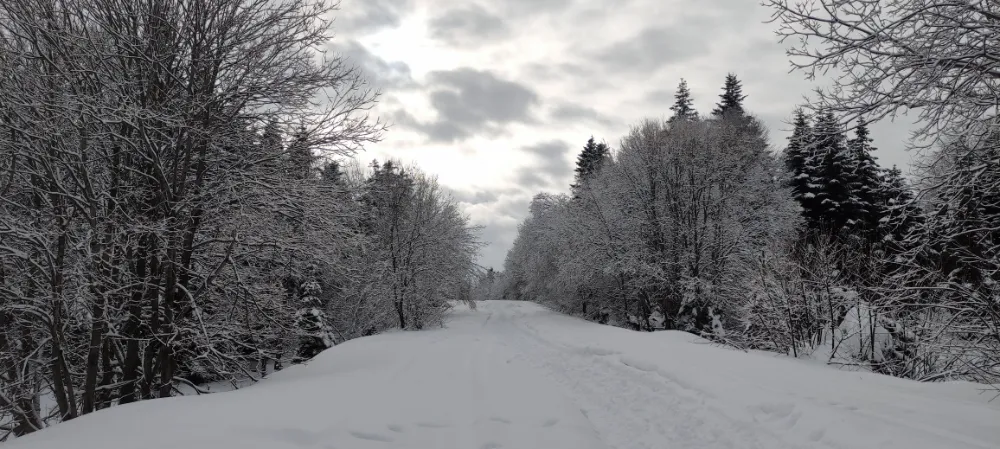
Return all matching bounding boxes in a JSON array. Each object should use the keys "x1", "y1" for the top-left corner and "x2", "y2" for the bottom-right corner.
[
  {"x1": 551, "y1": 103, "x2": 617, "y2": 127},
  {"x1": 513, "y1": 140, "x2": 574, "y2": 189},
  {"x1": 525, "y1": 141, "x2": 572, "y2": 177},
  {"x1": 336, "y1": 0, "x2": 413, "y2": 35},
  {"x1": 647, "y1": 88, "x2": 676, "y2": 105},
  {"x1": 333, "y1": 40, "x2": 414, "y2": 90},
  {"x1": 429, "y1": 4, "x2": 509, "y2": 46},
  {"x1": 449, "y1": 189, "x2": 500, "y2": 205},
  {"x1": 394, "y1": 68, "x2": 539, "y2": 143},
  {"x1": 428, "y1": 69, "x2": 538, "y2": 123},
  {"x1": 516, "y1": 170, "x2": 551, "y2": 189},
  {"x1": 595, "y1": 26, "x2": 710, "y2": 73}
]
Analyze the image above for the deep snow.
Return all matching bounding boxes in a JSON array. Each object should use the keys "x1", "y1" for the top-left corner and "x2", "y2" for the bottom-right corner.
[{"x1": 6, "y1": 301, "x2": 999, "y2": 449}]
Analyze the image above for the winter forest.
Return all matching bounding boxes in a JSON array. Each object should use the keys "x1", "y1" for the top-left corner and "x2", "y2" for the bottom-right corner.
[
  {"x1": 2, "y1": 0, "x2": 1000, "y2": 442},
  {"x1": 0, "y1": 0, "x2": 482, "y2": 436},
  {"x1": 494, "y1": 4, "x2": 1000, "y2": 388}
]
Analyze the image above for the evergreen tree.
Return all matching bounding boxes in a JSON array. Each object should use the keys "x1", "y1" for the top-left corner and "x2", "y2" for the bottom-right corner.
[
  {"x1": 668, "y1": 79, "x2": 698, "y2": 123},
  {"x1": 846, "y1": 120, "x2": 884, "y2": 236},
  {"x1": 711, "y1": 73, "x2": 746, "y2": 117},
  {"x1": 261, "y1": 118, "x2": 282, "y2": 152},
  {"x1": 876, "y1": 165, "x2": 922, "y2": 247},
  {"x1": 260, "y1": 118, "x2": 284, "y2": 173},
  {"x1": 291, "y1": 268, "x2": 335, "y2": 364},
  {"x1": 320, "y1": 160, "x2": 345, "y2": 186},
  {"x1": 360, "y1": 160, "x2": 415, "y2": 237},
  {"x1": 919, "y1": 139, "x2": 1000, "y2": 286},
  {"x1": 783, "y1": 109, "x2": 816, "y2": 210},
  {"x1": 287, "y1": 125, "x2": 315, "y2": 180},
  {"x1": 571, "y1": 136, "x2": 610, "y2": 192},
  {"x1": 809, "y1": 111, "x2": 860, "y2": 232}
]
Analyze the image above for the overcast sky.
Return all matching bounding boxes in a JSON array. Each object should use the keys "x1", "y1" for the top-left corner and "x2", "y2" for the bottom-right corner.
[{"x1": 331, "y1": 0, "x2": 921, "y2": 270}]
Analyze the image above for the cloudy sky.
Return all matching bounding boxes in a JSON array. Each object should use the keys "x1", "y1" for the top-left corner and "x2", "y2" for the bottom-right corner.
[{"x1": 330, "y1": 0, "x2": 920, "y2": 270}]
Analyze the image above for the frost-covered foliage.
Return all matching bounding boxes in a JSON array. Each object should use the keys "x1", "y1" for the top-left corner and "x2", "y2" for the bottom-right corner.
[
  {"x1": 767, "y1": 0, "x2": 1000, "y2": 383},
  {"x1": 292, "y1": 279, "x2": 335, "y2": 364},
  {"x1": 874, "y1": 130, "x2": 1000, "y2": 382},
  {"x1": 504, "y1": 105, "x2": 801, "y2": 338},
  {"x1": 503, "y1": 71, "x2": 998, "y2": 387},
  {"x1": 0, "y1": 0, "x2": 480, "y2": 437},
  {"x1": 358, "y1": 160, "x2": 482, "y2": 331}
]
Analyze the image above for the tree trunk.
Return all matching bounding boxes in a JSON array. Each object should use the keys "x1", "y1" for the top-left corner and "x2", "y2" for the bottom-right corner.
[
  {"x1": 395, "y1": 300, "x2": 406, "y2": 329},
  {"x1": 81, "y1": 299, "x2": 107, "y2": 414}
]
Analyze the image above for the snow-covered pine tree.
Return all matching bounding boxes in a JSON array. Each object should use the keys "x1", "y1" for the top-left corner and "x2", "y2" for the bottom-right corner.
[
  {"x1": 880, "y1": 132, "x2": 1000, "y2": 382},
  {"x1": 571, "y1": 137, "x2": 610, "y2": 194},
  {"x1": 292, "y1": 270, "x2": 335, "y2": 364},
  {"x1": 668, "y1": 79, "x2": 698, "y2": 123},
  {"x1": 846, "y1": 120, "x2": 883, "y2": 238},
  {"x1": 711, "y1": 73, "x2": 746, "y2": 117},
  {"x1": 876, "y1": 166, "x2": 922, "y2": 247},
  {"x1": 783, "y1": 109, "x2": 818, "y2": 215},
  {"x1": 321, "y1": 160, "x2": 345, "y2": 187},
  {"x1": 809, "y1": 111, "x2": 861, "y2": 234},
  {"x1": 287, "y1": 125, "x2": 317, "y2": 181}
]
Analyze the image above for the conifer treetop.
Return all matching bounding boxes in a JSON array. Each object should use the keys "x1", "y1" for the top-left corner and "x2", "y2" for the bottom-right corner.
[
  {"x1": 712, "y1": 73, "x2": 747, "y2": 117},
  {"x1": 669, "y1": 78, "x2": 698, "y2": 122}
]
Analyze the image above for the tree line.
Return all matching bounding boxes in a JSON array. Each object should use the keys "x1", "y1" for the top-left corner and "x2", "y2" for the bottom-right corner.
[
  {"x1": 498, "y1": 62, "x2": 998, "y2": 384},
  {"x1": 0, "y1": 0, "x2": 480, "y2": 438}
]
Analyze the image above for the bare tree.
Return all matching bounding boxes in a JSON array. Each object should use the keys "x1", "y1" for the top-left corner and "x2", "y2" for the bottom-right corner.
[
  {"x1": 358, "y1": 159, "x2": 481, "y2": 330},
  {"x1": 0, "y1": 0, "x2": 383, "y2": 435},
  {"x1": 766, "y1": 0, "x2": 1000, "y2": 143}
]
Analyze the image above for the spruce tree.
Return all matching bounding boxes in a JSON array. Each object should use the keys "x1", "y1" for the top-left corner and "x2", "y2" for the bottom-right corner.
[
  {"x1": 287, "y1": 125, "x2": 315, "y2": 180},
  {"x1": 783, "y1": 109, "x2": 816, "y2": 213},
  {"x1": 847, "y1": 120, "x2": 883, "y2": 237},
  {"x1": 571, "y1": 137, "x2": 610, "y2": 192},
  {"x1": 809, "y1": 111, "x2": 859, "y2": 232},
  {"x1": 668, "y1": 79, "x2": 698, "y2": 123},
  {"x1": 877, "y1": 165, "x2": 922, "y2": 247},
  {"x1": 711, "y1": 73, "x2": 746, "y2": 117},
  {"x1": 921, "y1": 139, "x2": 1000, "y2": 286},
  {"x1": 291, "y1": 269, "x2": 334, "y2": 364},
  {"x1": 261, "y1": 118, "x2": 282, "y2": 153},
  {"x1": 260, "y1": 118, "x2": 284, "y2": 173},
  {"x1": 320, "y1": 160, "x2": 344, "y2": 186}
]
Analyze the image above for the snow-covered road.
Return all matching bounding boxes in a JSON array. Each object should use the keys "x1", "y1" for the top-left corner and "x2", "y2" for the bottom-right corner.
[{"x1": 8, "y1": 301, "x2": 1000, "y2": 449}]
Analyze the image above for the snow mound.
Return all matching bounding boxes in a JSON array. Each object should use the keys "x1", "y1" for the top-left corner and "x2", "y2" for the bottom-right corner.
[{"x1": 5, "y1": 301, "x2": 998, "y2": 449}]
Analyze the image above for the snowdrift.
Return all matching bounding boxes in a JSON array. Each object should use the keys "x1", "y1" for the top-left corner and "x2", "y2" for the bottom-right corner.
[{"x1": 4, "y1": 301, "x2": 998, "y2": 449}]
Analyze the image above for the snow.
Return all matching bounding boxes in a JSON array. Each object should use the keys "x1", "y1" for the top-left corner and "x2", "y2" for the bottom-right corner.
[
  {"x1": 833, "y1": 303, "x2": 893, "y2": 362},
  {"x1": 6, "y1": 301, "x2": 999, "y2": 449}
]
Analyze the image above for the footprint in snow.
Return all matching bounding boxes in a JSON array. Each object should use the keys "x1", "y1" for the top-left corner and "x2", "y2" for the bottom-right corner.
[
  {"x1": 387, "y1": 424, "x2": 404, "y2": 433},
  {"x1": 349, "y1": 431, "x2": 394, "y2": 443},
  {"x1": 542, "y1": 418, "x2": 559, "y2": 427}
]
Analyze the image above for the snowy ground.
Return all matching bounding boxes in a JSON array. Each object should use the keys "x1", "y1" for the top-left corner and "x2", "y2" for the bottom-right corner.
[{"x1": 6, "y1": 301, "x2": 1000, "y2": 449}]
